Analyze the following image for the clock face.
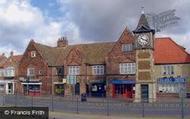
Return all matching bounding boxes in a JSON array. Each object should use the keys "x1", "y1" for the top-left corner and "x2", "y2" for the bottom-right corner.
[{"x1": 137, "y1": 34, "x2": 150, "y2": 46}]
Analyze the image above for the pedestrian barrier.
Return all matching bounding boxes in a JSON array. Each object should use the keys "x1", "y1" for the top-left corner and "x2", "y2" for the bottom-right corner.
[{"x1": 1, "y1": 94, "x2": 190, "y2": 119}]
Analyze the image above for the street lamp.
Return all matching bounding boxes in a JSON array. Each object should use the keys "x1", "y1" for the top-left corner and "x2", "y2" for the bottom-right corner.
[{"x1": 26, "y1": 77, "x2": 30, "y2": 95}]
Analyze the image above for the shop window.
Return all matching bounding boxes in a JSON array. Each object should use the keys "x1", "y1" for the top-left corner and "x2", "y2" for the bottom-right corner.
[
  {"x1": 68, "y1": 66, "x2": 80, "y2": 75},
  {"x1": 92, "y1": 65, "x2": 104, "y2": 75},
  {"x1": 158, "y1": 83, "x2": 182, "y2": 93},
  {"x1": 122, "y1": 44, "x2": 133, "y2": 52},
  {"x1": 120, "y1": 63, "x2": 136, "y2": 74},
  {"x1": 163, "y1": 65, "x2": 174, "y2": 75},
  {"x1": 92, "y1": 85, "x2": 98, "y2": 92}
]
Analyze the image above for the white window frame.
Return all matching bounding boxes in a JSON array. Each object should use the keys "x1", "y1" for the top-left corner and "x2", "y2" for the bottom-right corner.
[
  {"x1": 92, "y1": 65, "x2": 104, "y2": 75},
  {"x1": 4, "y1": 67, "x2": 15, "y2": 77},
  {"x1": 163, "y1": 65, "x2": 174, "y2": 75},
  {"x1": 120, "y1": 63, "x2": 136, "y2": 74},
  {"x1": 27, "y1": 68, "x2": 35, "y2": 77},
  {"x1": 0, "y1": 69, "x2": 4, "y2": 77},
  {"x1": 68, "y1": 66, "x2": 80, "y2": 75},
  {"x1": 31, "y1": 51, "x2": 36, "y2": 58},
  {"x1": 122, "y1": 44, "x2": 133, "y2": 52}
]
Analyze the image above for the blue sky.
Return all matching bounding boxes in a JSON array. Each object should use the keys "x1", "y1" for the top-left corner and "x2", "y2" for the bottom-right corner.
[{"x1": 0, "y1": 0, "x2": 190, "y2": 56}]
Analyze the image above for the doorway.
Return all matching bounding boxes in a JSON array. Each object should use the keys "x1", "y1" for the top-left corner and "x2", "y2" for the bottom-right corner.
[
  {"x1": 8, "y1": 83, "x2": 13, "y2": 94},
  {"x1": 141, "y1": 84, "x2": 149, "y2": 102},
  {"x1": 75, "y1": 83, "x2": 80, "y2": 95}
]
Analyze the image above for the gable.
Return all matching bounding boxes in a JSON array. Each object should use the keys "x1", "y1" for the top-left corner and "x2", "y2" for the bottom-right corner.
[
  {"x1": 107, "y1": 27, "x2": 135, "y2": 62},
  {"x1": 66, "y1": 47, "x2": 83, "y2": 65}
]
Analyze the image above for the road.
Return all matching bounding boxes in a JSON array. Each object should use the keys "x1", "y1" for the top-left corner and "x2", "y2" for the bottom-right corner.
[{"x1": 1, "y1": 95, "x2": 190, "y2": 118}]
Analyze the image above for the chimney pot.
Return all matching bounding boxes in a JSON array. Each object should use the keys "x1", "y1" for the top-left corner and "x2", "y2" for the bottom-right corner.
[
  {"x1": 10, "y1": 51, "x2": 13, "y2": 56},
  {"x1": 57, "y1": 37, "x2": 68, "y2": 47}
]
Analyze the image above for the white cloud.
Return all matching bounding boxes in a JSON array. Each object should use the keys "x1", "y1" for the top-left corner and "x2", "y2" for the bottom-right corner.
[
  {"x1": 57, "y1": 0, "x2": 190, "y2": 53},
  {"x1": 0, "y1": 0, "x2": 79, "y2": 56}
]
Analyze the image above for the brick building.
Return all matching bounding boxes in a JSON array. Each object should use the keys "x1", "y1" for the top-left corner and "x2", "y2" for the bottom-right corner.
[
  {"x1": 16, "y1": 13, "x2": 190, "y2": 101},
  {"x1": 0, "y1": 52, "x2": 22, "y2": 94}
]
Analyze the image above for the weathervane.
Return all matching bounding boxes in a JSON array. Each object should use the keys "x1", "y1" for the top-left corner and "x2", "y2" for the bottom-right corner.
[
  {"x1": 141, "y1": 6, "x2": 145, "y2": 14},
  {"x1": 146, "y1": 9, "x2": 180, "y2": 32}
]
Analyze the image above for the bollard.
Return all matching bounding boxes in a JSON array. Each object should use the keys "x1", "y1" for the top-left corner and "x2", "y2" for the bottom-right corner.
[
  {"x1": 181, "y1": 97, "x2": 184, "y2": 119},
  {"x1": 52, "y1": 95, "x2": 54, "y2": 112},
  {"x1": 106, "y1": 96, "x2": 110, "y2": 116},
  {"x1": 76, "y1": 96, "x2": 79, "y2": 114},
  {"x1": 142, "y1": 100, "x2": 145, "y2": 118}
]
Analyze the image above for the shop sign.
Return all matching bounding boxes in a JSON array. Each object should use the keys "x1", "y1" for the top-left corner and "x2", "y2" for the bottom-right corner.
[
  {"x1": 110, "y1": 79, "x2": 135, "y2": 84},
  {"x1": 158, "y1": 77, "x2": 185, "y2": 84}
]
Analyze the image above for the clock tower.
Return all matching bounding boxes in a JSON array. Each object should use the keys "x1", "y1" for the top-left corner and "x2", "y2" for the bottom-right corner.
[{"x1": 133, "y1": 12, "x2": 156, "y2": 102}]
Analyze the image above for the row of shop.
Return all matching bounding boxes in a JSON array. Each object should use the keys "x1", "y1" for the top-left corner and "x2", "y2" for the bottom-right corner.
[{"x1": 1, "y1": 77, "x2": 189, "y2": 99}]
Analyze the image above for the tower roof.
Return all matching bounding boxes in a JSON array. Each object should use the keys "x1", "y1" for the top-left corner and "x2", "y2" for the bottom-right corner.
[{"x1": 133, "y1": 13, "x2": 155, "y2": 34}]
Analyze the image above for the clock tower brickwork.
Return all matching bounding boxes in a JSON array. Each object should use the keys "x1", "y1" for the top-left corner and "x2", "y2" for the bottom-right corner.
[{"x1": 133, "y1": 13, "x2": 156, "y2": 102}]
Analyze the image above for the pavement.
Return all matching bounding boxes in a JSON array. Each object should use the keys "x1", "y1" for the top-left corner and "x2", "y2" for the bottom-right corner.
[{"x1": 49, "y1": 111, "x2": 188, "y2": 119}]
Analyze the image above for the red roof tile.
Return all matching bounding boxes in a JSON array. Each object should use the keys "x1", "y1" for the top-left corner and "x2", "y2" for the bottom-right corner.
[
  {"x1": 154, "y1": 37, "x2": 190, "y2": 64},
  {"x1": 12, "y1": 55, "x2": 23, "y2": 62}
]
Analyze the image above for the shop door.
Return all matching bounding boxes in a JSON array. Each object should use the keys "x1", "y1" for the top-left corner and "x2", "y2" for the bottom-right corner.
[
  {"x1": 75, "y1": 83, "x2": 80, "y2": 95},
  {"x1": 141, "y1": 84, "x2": 149, "y2": 102},
  {"x1": 8, "y1": 83, "x2": 13, "y2": 94}
]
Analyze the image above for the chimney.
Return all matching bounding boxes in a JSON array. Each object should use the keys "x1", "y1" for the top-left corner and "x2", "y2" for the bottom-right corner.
[
  {"x1": 10, "y1": 51, "x2": 14, "y2": 56},
  {"x1": 57, "y1": 37, "x2": 68, "y2": 47}
]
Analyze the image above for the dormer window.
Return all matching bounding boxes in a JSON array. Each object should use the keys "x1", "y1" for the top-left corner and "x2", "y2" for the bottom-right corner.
[
  {"x1": 122, "y1": 43, "x2": 133, "y2": 52},
  {"x1": 31, "y1": 51, "x2": 36, "y2": 58}
]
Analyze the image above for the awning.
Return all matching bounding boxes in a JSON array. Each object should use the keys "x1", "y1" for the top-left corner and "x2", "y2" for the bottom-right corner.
[
  {"x1": 158, "y1": 77, "x2": 186, "y2": 84},
  {"x1": 109, "y1": 79, "x2": 135, "y2": 84},
  {"x1": 53, "y1": 82, "x2": 65, "y2": 85},
  {"x1": 22, "y1": 82, "x2": 42, "y2": 85}
]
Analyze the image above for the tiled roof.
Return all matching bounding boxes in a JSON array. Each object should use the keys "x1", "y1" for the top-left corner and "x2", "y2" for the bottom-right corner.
[
  {"x1": 154, "y1": 37, "x2": 190, "y2": 64},
  {"x1": 34, "y1": 41, "x2": 114, "y2": 66},
  {"x1": 33, "y1": 42, "x2": 63, "y2": 66},
  {"x1": 56, "y1": 42, "x2": 114, "y2": 65},
  {"x1": 0, "y1": 55, "x2": 7, "y2": 68},
  {"x1": 12, "y1": 55, "x2": 23, "y2": 63},
  {"x1": 33, "y1": 37, "x2": 190, "y2": 66},
  {"x1": 3, "y1": 55, "x2": 23, "y2": 67}
]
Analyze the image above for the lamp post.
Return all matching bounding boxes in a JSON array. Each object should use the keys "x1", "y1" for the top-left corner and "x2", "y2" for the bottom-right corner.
[
  {"x1": 84, "y1": 63, "x2": 89, "y2": 96},
  {"x1": 26, "y1": 77, "x2": 30, "y2": 95}
]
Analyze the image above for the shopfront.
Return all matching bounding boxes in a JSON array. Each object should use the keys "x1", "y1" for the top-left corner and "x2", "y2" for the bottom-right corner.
[
  {"x1": 54, "y1": 82, "x2": 65, "y2": 96},
  {"x1": 0, "y1": 80, "x2": 14, "y2": 94},
  {"x1": 90, "y1": 80, "x2": 106, "y2": 97},
  {"x1": 157, "y1": 77, "x2": 186, "y2": 97},
  {"x1": 110, "y1": 79, "x2": 135, "y2": 98},
  {"x1": 22, "y1": 81, "x2": 42, "y2": 96}
]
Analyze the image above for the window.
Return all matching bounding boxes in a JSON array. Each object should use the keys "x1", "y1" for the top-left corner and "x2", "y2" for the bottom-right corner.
[
  {"x1": 122, "y1": 44, "x2": 133, "y2": 52},
  {"x1": 31, "y1": 51, "x2": 36, "y2": 57},
  {"x1": 120, "y1": 63, "x2": 136, "y2": 74},
  {"x1": 92, "y1": 65, "x2": 104, "y2": 75},
  {"x1": 0, "y1": 69, "x2": 4, "y2": 77},
  {"x1": 163, "y1": 65, "x2": 174, "y2": 75},
  {"x1": 57, "y1": 66, "x2": 64, "y2": 76},
  {"x1": 68, "y1": 66, "x2": 80, "y2": 75},
  {"x1": 27, "y1": 68, "x2": 35, "y2": 77},
  {"x1": 4, "y1": 67, "x2": 15, "y2": 77}
]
